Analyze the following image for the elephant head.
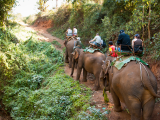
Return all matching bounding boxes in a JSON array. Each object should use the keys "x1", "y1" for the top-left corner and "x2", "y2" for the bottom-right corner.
[
  {"x1": 70, "y1": 48, "x2": 82, "y2": 77},
  {"x1": 64, "y1": 40, "x2": 68, "y2": 46},
  {"x1": 100, "y1": 56, "x2": 115, "y2": 91}
]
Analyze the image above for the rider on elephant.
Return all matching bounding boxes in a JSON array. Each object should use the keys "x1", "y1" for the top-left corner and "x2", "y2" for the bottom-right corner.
[
  {"x1": 66, "y1": 27, "x2": 72, "y2": 36},
  {"x1": 117, "y1": 30, "x2": 132, "y2": 52},
  {"x1": 89, "y1": 33, "x2": 102, "y2": 47},
  {"x1": 108, "y1": 41, "x2": 117, "y2": 57},
  {"x1": 73, "y1": 26, "x2": 77, "y2": 36},
  {"x1": 132, "y1": 34, "x2": 143, "y2": 53}
]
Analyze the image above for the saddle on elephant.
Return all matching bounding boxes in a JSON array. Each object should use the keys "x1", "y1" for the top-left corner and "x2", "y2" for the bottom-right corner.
[
  {"x1": 115, "y1": 44, "x2": 143, "y2": 57},
  {"x1": 66, "y1": 35, "x2": 78, "y2": 42},
  {"x1": 89, "y1": 42, "x2": 103, "y2": 50},
  {"x1": 111, "y1": 56, "x2": 149, "y2": 70},
  {"x1": 83, "y1": 47, "x2": 102, "y2": 54}
]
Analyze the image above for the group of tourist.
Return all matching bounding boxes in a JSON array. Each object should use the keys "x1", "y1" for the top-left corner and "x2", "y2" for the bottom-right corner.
[
  {"x1": 66, "y1": 27, "x2": 78, "y2": 36},
  {"x1": 90, "y1": 30, "x2": 143, "y2": 57},
  {"x1": 66, "y1": 27, "x2": 143, "y2": 57}
]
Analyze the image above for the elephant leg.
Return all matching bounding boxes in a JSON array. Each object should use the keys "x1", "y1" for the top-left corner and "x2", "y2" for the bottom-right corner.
[
  {"x1": 76, "y1": 66, "x2": 82, "y2": 81},
  {"x1": 130, "y1": 101, "x2": 141, "y2": 120},
  {"x1": 110, "y1": 88, "x2": 122, "y2": 112},
  {"x1": 82, "y1": 68, "x2": 87, "y2": 82},
  {"x1": 69, "y1": 55, "x2": 72, "y2": 68},
  {"x1": 142, "y1": 98, "x2": 155, "y2": 120},
  {"x1": 74, "y1": 62, "x2": 77, "y2": 68},
  {"x1": 70, "y1": 58, "x2": 75, "y2": 77},
  {"x1": 65, "y1": 49, "x2": 69, "y2": 63},
  {"x1": 92, "y1": 73, "x2": 100, "y2": 91}
]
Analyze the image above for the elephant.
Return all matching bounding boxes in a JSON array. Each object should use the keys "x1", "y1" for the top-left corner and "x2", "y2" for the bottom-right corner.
[
  {"x1": 70, "y1": 48, "x2": 84, "y2": 77},
  {"x1": 100, "y1": 56, "x2": 160, "y2": 120},
  {"x1": 64, "y1": 39, "x2": 81, "y2": 68},
  {"x1": 72, "y1": 50, "x2": 106, "y2": 90}
]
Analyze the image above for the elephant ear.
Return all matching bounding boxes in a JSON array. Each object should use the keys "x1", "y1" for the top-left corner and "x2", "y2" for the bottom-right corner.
[
  {"x1": 64, "y1": 40, "x2": 68, "y2": 46},
  {"x1": 105, "y1": 60, "x2": 111, "y2": 75},
  {"x1": 73, "y1": 49, "x2": 79, "y2": 60}
]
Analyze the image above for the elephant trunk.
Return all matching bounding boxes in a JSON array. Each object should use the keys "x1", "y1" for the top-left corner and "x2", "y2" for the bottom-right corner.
[
  {"x1": 141, "y1": 64, "x2": 160, "y2": 98},
  {"x1": 99, "y1": 69, "x2": 109, "y2": 91}
]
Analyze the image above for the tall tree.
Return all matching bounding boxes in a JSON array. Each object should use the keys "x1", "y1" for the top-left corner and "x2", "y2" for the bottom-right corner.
[
  {"x1": 148, "y1": 1, "x2": 151, "y2": 40},
  {"x1": 37, "y1": 0, "x2": 49, "y2": 12},
  {"x1": 0, "y1": 0, "x2": 17, "y2": 26}
]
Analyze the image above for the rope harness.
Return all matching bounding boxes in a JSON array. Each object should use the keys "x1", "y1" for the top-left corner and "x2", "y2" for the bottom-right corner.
[{"x1": 139, "y1": 61, "x2": 150, "y2": 89}]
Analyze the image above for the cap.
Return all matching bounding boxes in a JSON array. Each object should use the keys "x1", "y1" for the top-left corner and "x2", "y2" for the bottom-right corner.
[
  {"x1": 135, "y1": 34, "x2": 140, "y2": 37},
  {"x1": 120, "y1": 30, "x2": 124, "y2": 34},
  {"x1": 108, "y1": 41, "x2": 113, "y2": 45}
]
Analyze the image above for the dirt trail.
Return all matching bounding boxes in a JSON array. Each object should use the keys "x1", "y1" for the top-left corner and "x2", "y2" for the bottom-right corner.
[{"x1": 24, "y1": 23, "x2": 160, "y2": 120}]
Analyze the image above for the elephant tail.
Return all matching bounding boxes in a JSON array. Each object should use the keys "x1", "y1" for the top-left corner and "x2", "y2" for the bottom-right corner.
[{"x1": 140, "y1": 62, "x2": 160, "y2": 98}]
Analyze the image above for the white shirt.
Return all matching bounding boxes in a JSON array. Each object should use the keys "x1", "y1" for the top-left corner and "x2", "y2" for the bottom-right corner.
[
  {"x1": 68, "y1": 29, "x2": 72, "y2": 34},
  {"x1": 132, "y1": 38, "x2": 137, "y2": 48},
  {"x1": 73, "y1": 28, "x2": 77, "y2": 34},
  {"x1": 94, "y1": 36, "x2": 101, "y2": 44}
]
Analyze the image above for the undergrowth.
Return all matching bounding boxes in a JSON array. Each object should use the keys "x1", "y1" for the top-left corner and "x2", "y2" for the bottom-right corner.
[
  {"x1": 51, "y1": 40, "x2": 62, "y2": 48},
  {"x1": 0, "y1": 21, "x2": 109, "y2": 119}
]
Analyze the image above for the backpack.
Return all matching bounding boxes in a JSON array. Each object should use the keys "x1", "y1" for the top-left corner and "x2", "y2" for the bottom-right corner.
[{"x1": 102, "y1": 41, "x2": 106, "y2": 48}]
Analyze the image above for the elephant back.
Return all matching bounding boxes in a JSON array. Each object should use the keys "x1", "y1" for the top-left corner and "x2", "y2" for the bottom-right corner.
[
  {"x1": 111, "y1": 56, "x2": 149, "y2": 70},
  {"x1": 83, "y1": 47, "x2": 102, "y2": 54}
]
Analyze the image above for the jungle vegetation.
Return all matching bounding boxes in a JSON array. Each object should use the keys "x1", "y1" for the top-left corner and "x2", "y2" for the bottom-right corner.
[
  {"x1": 25, "y1": 0, "x2": 160, "y2": 60},
  {"x1": 1, "y1": 0, "x2": 160, "y2": 119},
  {"x1": 0, "y1": 0, "x2": 109, "y2": 119}
]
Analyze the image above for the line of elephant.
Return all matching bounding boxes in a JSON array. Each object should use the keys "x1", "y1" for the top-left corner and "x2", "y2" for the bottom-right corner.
[{"x1": 64, "y1": 38, "x2": 160, "y2": 120}]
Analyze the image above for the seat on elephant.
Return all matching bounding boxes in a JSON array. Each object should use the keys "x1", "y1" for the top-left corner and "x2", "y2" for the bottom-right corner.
[
  {"x1": 115, "y1": 44, "x2": 133, "y2": 56},
  {"x1": 83, "y1": 47, "x2": 102, "y2": 54},
  {"x1": 66, "y1": 36, "x2": 73, "y2": 41},
  {"x1": 89, "y1": 42, "x2": 103, "y2": 50},
  {"x1": 66, "y1": 34, "x2": 79, "y2": 41},
  {"x1": 111, "y1": 56, "x2": 149, "y2": 70}
]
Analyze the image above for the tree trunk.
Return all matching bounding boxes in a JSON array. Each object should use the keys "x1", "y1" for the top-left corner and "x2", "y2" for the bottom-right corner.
[
  {"x1": 148, "y1": 2, "x2": 151, "y2": 40},
  {"x1": 142, "y1": 4, "x2": 144, "y2": 42}
]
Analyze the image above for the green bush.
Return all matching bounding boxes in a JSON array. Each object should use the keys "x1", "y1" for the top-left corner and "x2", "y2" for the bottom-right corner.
[
  {"x1": 3, "y1": 71, "x2": 92, "y2": 119},
  {"x1": 23, "y1": 15, "x2": 38, "y2": 25},
  {"x1": 72, "y1": 106, "x2": 109, "y2": 120},
  {"x1": 51, "y1": 41, "x2": 62, "y2": 48},
  {"x1": 0, "y1": 21, "x2": 109, "y2": 120}
]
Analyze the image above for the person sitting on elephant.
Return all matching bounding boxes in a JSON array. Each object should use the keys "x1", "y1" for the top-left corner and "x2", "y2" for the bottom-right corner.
[
  {"x1": 89, "y1": 33, "x2": 101, "y2": 47},
  {"x1": 101, "y1": 39, "x2": 106, "y2": 48},
  {"x1": 117, "y1": 30, "x2": 132, "y2": 52},
  {"x1": 73, "y1": 26, "x2": 77, "y2": 36},
  {"x1": 66, "y1": 27, "x2": 72, "y2": 36},
  {"x1": 132, "y1": 34, "x2": 143, "y2": 53},
  {"x1": 108, "y1": 41, "x2": 118, "y2": 57}
]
